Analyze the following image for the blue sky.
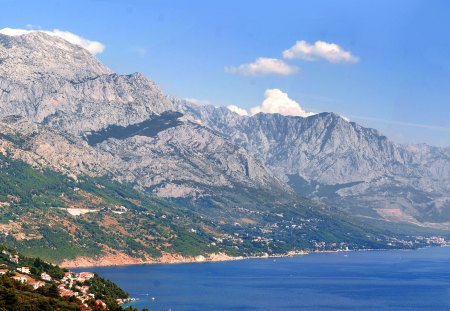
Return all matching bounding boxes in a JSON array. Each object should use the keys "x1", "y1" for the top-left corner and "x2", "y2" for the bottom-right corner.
[{"x1": 1, "y1": 0, "x2": 450, "y2": 146}]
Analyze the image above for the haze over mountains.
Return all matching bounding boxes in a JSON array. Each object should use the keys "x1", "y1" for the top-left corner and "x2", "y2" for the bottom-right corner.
[
  {"x1": 0, "y1": 30, "x2": 450, "y2": 260},
  {"x1": 184, "y1": 103, "x2": 450, "y2": 224}
]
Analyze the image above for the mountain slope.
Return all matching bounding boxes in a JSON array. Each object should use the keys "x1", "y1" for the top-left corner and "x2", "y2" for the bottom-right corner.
[
  {"x1": 182, "y1": 102, "x2": 450, "y2": 225},
  {"x1": 0, "y1": 244, "x2": 133, "y2": 311},
  {"x1": 0, "y1": 32, "x2": 280, "y2": 199},
  {"x1": 0, "y1": 151, "x2": 425, "y2": 265},
  {"x1": 0, "y1": 31, "x2": 448, "y2": 266}
]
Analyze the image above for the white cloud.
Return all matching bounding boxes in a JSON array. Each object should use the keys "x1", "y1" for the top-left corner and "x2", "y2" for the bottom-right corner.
[
  {"x1": 283, "y1": 40, "x2": 359, "y2": 64},
  {"x1": 227, "y1": 89, "x2": 349, "y2": 121},
  {"x1": 0, "y1": 27, "x2": 105, "y2": 55},
  {"x1": 0, "y1": 28, "x2": 31, "y2": 36},
  {"x1": 184, "y1": 98, "x2": 211, "y2": 106},
  {"x1": 226, "y1": 89, "x2": 316, "y2": 117},
  {"x1": 227, "y1": 105, "x2": 249, "y2": 116},
  {"x1": 225, "y1": 57, "x2": 298, "y2": 76},
  {"x1": 250, "y1": 89, "x2": 316, "y2": 117}
]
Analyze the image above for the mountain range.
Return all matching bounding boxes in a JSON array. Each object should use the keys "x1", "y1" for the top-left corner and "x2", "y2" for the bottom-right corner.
[
  {"x1": 0, "y1": 31, "x2": 449, "y2": 263},
  {"x1": 183, "y1": 103, "x2": 450, "y2": 225}
]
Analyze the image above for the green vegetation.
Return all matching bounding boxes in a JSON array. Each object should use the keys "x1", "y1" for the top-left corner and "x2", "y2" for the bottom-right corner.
[
  {"x1": 0, "y1": 153, "x2": 71, "y2": 207},
  {"x1": 85, "y1": 274, "x2": 128, "y2": 310},
  {"x1": 0, "y1": 245, "x2": 153, "y2": 310},
  {"x1": 0, "y1": 275, "x2": 147, "y2": 310},
  {"x1": 0, "y1": 276, "x2": 80, "y2": 311},
  {"x1": 0, "y1": 245, "x2": 66, "y2": 280},
  {"x1": 0, "y1": 153, "x2": 439, "y2": 266},
  {"x1": 0, "y1": 154, "x2": 226, "y2": 262}
]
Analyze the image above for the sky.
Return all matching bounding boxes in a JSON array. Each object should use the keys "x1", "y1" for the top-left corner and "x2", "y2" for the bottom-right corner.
[{"x1": 1, "y1": 0, "x2": 450, "y2": 146}]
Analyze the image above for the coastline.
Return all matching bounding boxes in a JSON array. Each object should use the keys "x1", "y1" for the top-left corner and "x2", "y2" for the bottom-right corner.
[
  {"x1": 61, "y1": 244, "x2": 449, "y2": 269},
  {"x1": 61, "y1": 249, "x2": 343, "y2": 269},
  {"x1": 73, "y1": 246, "x2": 450, "y2": 311},
  {"x1": 61, "y1": 251, "x2": 246, "y2": 268}
]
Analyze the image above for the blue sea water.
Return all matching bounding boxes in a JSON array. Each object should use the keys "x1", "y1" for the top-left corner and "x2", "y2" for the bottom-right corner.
[{"x1": 74, "y1": 247, "x2": 450, "y2": 310}]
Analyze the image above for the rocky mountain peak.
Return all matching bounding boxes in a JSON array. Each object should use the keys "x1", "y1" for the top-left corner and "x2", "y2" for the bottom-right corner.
[
  {"x1": 0, "y1": 31, "x2": 112, "y2": 82},
  {"x1": 0, "y1": 32, "x2": 176, "y2": 126},
  {"x1": 0, "y1": 29, "x2": 449, "y2": 225}
]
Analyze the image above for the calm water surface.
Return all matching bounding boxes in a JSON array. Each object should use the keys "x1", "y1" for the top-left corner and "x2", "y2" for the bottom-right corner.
[{"x1": 74, "y1": 247, "x2": 450, "y2": 310}]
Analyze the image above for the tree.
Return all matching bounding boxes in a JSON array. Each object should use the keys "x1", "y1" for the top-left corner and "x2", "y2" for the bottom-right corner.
[
  {"x1": 0, "y1": 287, "x2": 18, "y2": 308},
  {"x1": 36, "y1": 300, "x2": 53, "y2": 311},
  {"x1": 47, "y1": 284, "x2": 59, "y2": 298}
]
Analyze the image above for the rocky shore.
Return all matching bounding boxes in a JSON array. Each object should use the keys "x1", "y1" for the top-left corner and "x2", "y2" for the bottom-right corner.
[
  {"x1": 60, "y1": 251, "x2": 244, "y2": 268},
  {"x1": 60, "y1": 250, "x2": 311, "y2": 268}
]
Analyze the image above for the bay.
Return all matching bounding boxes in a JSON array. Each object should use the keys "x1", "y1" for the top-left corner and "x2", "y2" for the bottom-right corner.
[{"x1": 74, "y1": 247, "x2": 450, "y2": 310}]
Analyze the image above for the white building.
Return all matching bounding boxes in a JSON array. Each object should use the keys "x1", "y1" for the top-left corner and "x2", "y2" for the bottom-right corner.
[
  {"x1": 16, "y1": 266, "x2": 30, "y2": 274},
  {"x1": 41, "y1": 272, "x2": 52, "y2": 281}
]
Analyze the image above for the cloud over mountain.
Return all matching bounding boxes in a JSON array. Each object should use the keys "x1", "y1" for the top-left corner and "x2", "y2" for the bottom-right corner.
[
  {"x1": 227, "y1": 105, "x2": 249, "y2": 116},
  {"x1": 251, "y1": 89, "x2": 316, "y2": 117},
  {"x1": 227, "y1": 89, "x2": 315, "y2": 117}
]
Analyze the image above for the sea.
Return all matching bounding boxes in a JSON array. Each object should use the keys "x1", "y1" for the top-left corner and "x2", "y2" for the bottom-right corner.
[{"x1": 74, "y1": 247, "x2": 450, "y2": 310}]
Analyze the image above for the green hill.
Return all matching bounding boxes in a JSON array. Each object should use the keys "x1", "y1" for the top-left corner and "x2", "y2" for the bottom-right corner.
[
  {"x1": 0, "y1": 153, "x2": 440, "y2": 265},
  {"x1": 0, "y1": 244, "x2": 142, "y2": 311}
]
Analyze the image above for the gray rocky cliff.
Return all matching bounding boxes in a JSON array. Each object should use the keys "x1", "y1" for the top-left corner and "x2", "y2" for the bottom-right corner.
[
  {"x1": 1, "y1": 31, "x2": 449, "y2": 224},
  {"x1": 182, "y1": 102, "x2": 450, "y2": 223},
  {"x1": 0, "y1": 32, "x2": 282, "y2": 199}
]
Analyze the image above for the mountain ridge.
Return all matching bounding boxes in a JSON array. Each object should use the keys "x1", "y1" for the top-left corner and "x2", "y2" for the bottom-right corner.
[
  {"x1": 2, "y1": 31, "x2": 450, "y2": 225},
  {"x1": 181, "y1": 100, "x2": 450, "y2": 224},
  {"x1": 0, "y1": 31, "x2": 449, "y2": 266}
]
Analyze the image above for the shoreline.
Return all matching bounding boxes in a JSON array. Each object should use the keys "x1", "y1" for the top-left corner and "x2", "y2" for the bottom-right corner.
[
  {"x1": 62, "y1": 244, "x2": 450, "y2": 269},
  {"x1": 61, "y1": 247, "x2": 411, "y2": 269}
]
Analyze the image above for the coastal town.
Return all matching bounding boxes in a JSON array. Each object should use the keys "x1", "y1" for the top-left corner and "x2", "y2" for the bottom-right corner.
[
  {"x1": 207, "y1": 205, "x2": 450, "y2": 255},
  {"x1": 0, "y1": 247, "x2": 129, "y2": 310}
]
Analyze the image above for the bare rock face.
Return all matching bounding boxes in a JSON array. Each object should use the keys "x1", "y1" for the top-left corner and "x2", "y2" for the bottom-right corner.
[
  {"x1": 1, "y1": 31, "x2": 450, "y2": 224},
  {"x1": 0, "y1": 32, "x2": 111, "y2": 81},
  {"x1": 0, "y1": 32, "x2": 176, "y2": 131},
  {"x1": 0, "y1": 116, "x2": 123, "y2": 178},
  {"x1": 182, "y1": 102, "x2": 450, "y2": 223},
  {"x1": 0, "y1": 31, "x2": 281, "y2": 199},
  {"x1": 0, "y1": 32, "x2": 111, "y2": 123},
  {"x1": 96, "y1": 122, "x2": 278, "y2": 192}
]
